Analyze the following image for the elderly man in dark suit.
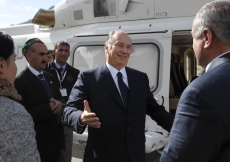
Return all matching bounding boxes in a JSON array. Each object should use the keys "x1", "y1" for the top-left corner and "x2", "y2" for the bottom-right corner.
[
  {"x1": 161, "y1": 1, "x2": 230, "y2": 162},
  {"x1": 61, "y1": 30, "x2": 173, "y2": 162},
  {"x1": 15, "y1": 38, "x2": 64, "y2": 162}
]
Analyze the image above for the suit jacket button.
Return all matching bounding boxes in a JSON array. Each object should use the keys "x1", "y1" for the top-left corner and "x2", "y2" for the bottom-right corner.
[{"x1": 127, "y1": 126, "x2": 130, "y2": 129}]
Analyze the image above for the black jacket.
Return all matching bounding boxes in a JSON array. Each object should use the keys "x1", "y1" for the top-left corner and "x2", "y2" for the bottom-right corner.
[
  {"x1": 15, "y1": 68, "x2": 65, "y2": 162},
  {"x1": 62, "y1": 64, "x2": 173, "y2": 162},
  {"x1": 45, "y1": 62, "x2": 80, "y2": 103}
]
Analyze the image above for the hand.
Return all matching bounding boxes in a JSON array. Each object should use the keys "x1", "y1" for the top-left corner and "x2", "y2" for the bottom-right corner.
[
  {"x1": 49, "y1": 101, "x2": 55, "y2": 109},
  {"x1": 80, "y1": 100, "x2": 101, "y2": 128},
  {"x1": 49, "y1": 98, "x2": 63, "y2": 115}
]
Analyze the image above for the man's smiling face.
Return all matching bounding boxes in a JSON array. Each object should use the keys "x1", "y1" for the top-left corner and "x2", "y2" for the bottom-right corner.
[{"x1": 105, "y1": 31, "x2": 132, "y2": 70}]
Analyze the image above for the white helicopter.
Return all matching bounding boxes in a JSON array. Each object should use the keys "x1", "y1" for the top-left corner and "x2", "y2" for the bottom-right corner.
[{"x1": 0, "y1": 0, "x2": 215, "y2": 154}]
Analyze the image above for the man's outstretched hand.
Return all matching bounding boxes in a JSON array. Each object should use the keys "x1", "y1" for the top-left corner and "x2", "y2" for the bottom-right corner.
[{"x1": 80, "y1": 100, "x2": 101, "y2": 128}]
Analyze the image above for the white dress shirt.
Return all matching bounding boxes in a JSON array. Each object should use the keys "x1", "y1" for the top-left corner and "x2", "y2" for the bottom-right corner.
[
  {"x1": 205, "y1": 51, "x2": 230, "y2": 72},
  {"x1": 28, "y1": 64, "x2": 44, "y2": 79}
]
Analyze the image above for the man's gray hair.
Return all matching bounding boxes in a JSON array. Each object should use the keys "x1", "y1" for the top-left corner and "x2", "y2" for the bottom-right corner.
[
  {"x1": 105, "y1": 30, "x2": 132, "y2": 46},
  {"x1": 105, "y1": 30, "x2": 120, "y2": 46},
  {"x1": 193, "y1": 1, "x2": 230, "y2": 45},
  {"x1": 27, "y1": 44, "x2": 36, "y2": 55},
  {"x1": 104, "y1": 30, "x2": 134, "y2": 53}
]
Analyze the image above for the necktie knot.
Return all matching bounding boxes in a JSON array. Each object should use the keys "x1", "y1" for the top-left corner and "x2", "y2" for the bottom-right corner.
[
  {"x1": 117, "y1": 71, "x2": 122, "y2": 78},
  {"x1": 38, "y1": 74, "x2": 44, "y2": 80},
  {"x1": 59, "y1": 67, "x2": 63, "y2": 73}
]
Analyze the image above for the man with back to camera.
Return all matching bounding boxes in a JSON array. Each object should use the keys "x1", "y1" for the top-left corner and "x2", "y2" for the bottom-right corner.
[
  {"x1": 161, "y1": 1, "x2": 230, "y2": 162},
  {"x1": 45, "y1": 41, "x2": 80, "y2": 162},
  {"x1": 14, "y1": 38, "x2": 65, "y2": 162},
  {"x1": 61, "y1": 30, "x2": 174, "y2": 162}
]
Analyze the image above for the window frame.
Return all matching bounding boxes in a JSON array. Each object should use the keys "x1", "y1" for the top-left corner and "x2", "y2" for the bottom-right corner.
[{"x1": 72, "y1": 42, "x2": 161, "y2": 93}]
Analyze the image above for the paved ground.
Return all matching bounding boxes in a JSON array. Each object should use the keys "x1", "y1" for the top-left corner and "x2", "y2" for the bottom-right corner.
[
  {"x1": 71, "y1": 141, "x2": 161, "y2": 162},
  {"x1": 71, "y1": 141, "x2": 85, "y2": 162}
]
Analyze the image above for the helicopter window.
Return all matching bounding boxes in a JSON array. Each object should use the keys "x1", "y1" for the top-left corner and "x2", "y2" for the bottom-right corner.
[
  {"x1": 74, "y1": 46, "x2": 105, "y2": 71},
  {"x1": 94, "y1": 0, "x2": 116, "y2": 17},
  {"x1": 73, "y1": 44, "x2": 159, "y2": 91},
  {"x1": 128, "y1": 44, "x2": 159, "y2": 91}
]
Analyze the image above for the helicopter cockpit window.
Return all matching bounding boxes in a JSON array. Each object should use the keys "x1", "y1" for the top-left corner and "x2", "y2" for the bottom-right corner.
[
  {"x1": 73, "y1": 44, "x2": 159, "y2": 91},
  {"x1": 94, "y1": 0, "x2": 116, "y2": 17}
]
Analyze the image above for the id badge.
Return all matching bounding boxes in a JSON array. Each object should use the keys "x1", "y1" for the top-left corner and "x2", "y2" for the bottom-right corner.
[{"x1": 60, "y1": 88, "x2": 67, "y2": 97}]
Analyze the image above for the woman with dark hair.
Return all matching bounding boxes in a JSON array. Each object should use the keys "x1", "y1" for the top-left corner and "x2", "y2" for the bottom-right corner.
[{"x1": 0, "y1": 32, "x2": 41, "y2": 162}]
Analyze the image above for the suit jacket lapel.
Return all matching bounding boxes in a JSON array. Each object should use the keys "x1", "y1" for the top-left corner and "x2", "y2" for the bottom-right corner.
[
  {"x1": 24, "y1": 68, "x2": 49, "y2": 99},
  {"x1": 208, "y1": 52, "x2": 230, "y2": 72},
  {"x1": 98, "y1": 65, "x2": 125, "y2": 109},
  {"x1": 126, "y1": 67, "x2": 138, "y2": 111}
]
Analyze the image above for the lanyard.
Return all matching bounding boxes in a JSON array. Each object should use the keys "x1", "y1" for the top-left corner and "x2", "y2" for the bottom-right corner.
[{"x1": 55, "y1": 70, "x2": 67, "y2": 88}]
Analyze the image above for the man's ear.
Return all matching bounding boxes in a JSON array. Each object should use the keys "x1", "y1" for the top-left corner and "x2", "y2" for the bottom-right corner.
[
  {"x1": 25, "y1": 53, "x2": 31, "y2": 62},
  {"x1": 203, "y1": 28, "x2": 213, "y2": 49},
  {"x1": 104, "y1": 44, "x2": 109, "y2": 53},
  {"x1": 53, "y1": 49, "x2": 57, "y2": 56}
]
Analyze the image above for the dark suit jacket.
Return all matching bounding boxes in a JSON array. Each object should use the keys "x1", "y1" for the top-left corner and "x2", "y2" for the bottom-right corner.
[
  {"x1": 15, "y1": 68, "x2": 64, "y2": 162},
  {"x1": 161, "y1": 52, "x2": 230, "y2": 162},
  {"x1": 62, "y1": 64, "x2": 173, "y2": 162},
  {"x1": 45, "y1": 62, "x2": 80, "y2": 103}
]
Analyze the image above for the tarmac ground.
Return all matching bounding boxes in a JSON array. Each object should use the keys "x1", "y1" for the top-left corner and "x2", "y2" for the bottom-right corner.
[{"x1": 71, "y1": 141, "x2": 161, "y2": 162}]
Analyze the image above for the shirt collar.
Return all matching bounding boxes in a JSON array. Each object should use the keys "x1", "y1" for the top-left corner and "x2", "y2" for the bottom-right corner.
[
  {"x1": 54, "y1": 60, "x2": 66, "y2": 70},
  {"x1": 205, "y1": 51, "x2": 230, "y2": 72},
  {"x1": 106, "y1": 62, "x2": 127, "y2": 80},
  {"x1": 27, "y1": 64, "x2": 44, "y2": 76}
]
